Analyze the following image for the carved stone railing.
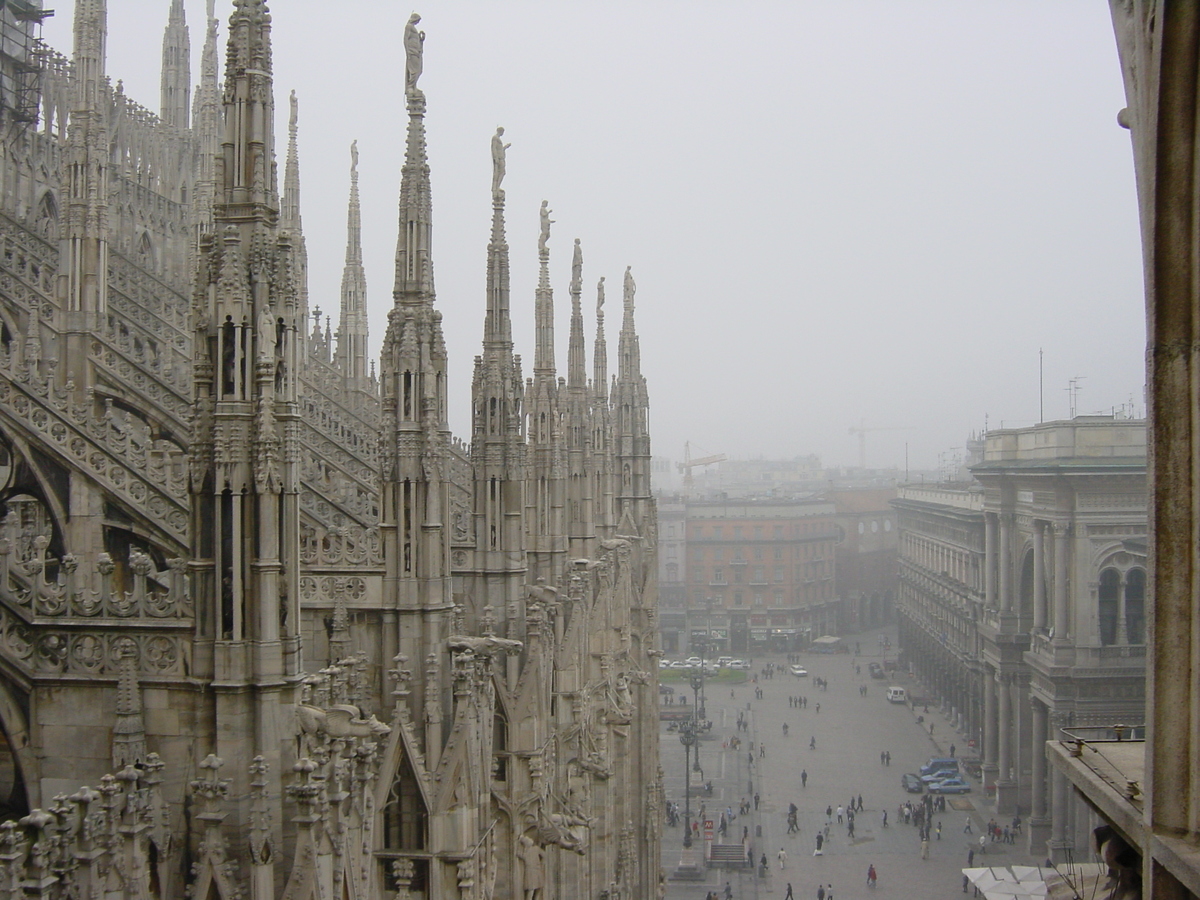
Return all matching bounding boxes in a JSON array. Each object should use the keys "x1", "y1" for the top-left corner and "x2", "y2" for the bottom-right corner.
[
  {"x1": 0, "y1": 354, "x2": 189, "y2": 541},
  {"x1": 107, "y1": 253, "x2": 191, "y2": 350},
  {"x1": 299, "y1": 522, "x2": 384, "y2": 569},
  {"x1": 0, "y1": 535, "x2": 191, "y2": 621}
]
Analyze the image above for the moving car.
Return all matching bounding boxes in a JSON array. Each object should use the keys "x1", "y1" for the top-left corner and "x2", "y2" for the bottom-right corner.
[
  {"x1": 927, "y1": 777, "x2": 972, "y2": 794},
  {"x1": 790, "y1": 665, "x2": 809, "y2": 677},
  {"x1": 886, "y1": 686, "x2": 907, "y2": 703},
  {"x1": 868, "y1": 662, "x2": 885, "y2": 679},
  {"x1": 729, "y1": 659, "x2": 750, "y2": 670},
  {"x1": 901, "y1": 773, "x2": 924, "y2": 793},
  {"x1": 658, "y1": 684, "x2": 675, "y2": 696}
]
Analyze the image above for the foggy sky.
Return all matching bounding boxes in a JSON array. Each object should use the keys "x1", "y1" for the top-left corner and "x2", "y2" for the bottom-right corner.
[{"x1": 41, "y1": 2, "x2": 1146, "y2": 472}]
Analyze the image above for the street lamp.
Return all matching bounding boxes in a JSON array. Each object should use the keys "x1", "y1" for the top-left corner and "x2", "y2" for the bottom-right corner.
[
  {"x1": 679, "y1": 720, "x2": 696, "y2": 848},
  {"x1": 689, "y1": 671, "x2": 705, "y2": 728}
]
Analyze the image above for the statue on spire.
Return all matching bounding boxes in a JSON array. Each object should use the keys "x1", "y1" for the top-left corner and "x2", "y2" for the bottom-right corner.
[
  {"x1": 404, "y1": 13, "x2": 425, "y2": 94},
  {"x1": 597, "y1": 276, "x2": 606, "y2": 315},
  {"x1": 351, "y1": 139, "x2": 359, "y2": 172},
  {"x1": 623, "y1": 266, "x2": 635, "y2": 311},
  {"x1": 538, "y1": 200, "x2": 554, "y2": 254},
  {"x1": 571, "y1": 239, "x2": 583, "y2": 293},
  {"x1": 289, "y1": 89, "x2": 298, "y2": 131},
  {"x1": 491, "y1": 127, "x2": 510, "y2": 198}
]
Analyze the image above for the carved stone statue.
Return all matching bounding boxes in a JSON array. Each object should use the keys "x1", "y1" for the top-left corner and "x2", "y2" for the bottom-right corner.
[
  {"x1": 571, "y1": 238, "x2": 582, "y2": 292},
  {"x1": 538, "y1": 200, "x2": 554, "y2": 254},
  {"x1": 518, "y1": 834, "x2": 545, "y2": 899},
  {"x1": 491, "y1": 127, "x2": 511, "y2": 196},
  {"x1": 350, "y1": 139, "x2": 358, "y2": 170},
  {"x1": 404, "y1": 14, "x2": 425, "y2": 93},
  {"x1": 623, "y1": 265, "x2": 635, "y2": 310},
  {"x1": 596, "y1": 276, "x2": 605, "y2": 314}
]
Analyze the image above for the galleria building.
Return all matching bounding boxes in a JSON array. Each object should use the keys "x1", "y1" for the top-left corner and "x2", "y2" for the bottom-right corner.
[{"x1": 0, "y1": 1, "x2": 662, "y2": 898}]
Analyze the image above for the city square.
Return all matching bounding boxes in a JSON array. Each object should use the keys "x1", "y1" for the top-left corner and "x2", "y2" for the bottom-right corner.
[{"x1": 660, "y1": 630, "x2": 1044, "y2": 900}]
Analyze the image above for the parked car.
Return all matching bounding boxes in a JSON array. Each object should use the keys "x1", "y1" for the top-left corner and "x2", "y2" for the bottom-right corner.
[
  {"x1": 658, "y1": 684, "x2": 675, "y2": 695},
  {"x1": 668, "y1": 661, "x2": 690, "y2": 669},
  {"x1": 927, "y1": 777, "x2": 972, "y2": 794},
  {"x1": 658, "y1": 659, "x2": 671, "y2": 669},
  {"x1": 920, "y1": 769, "x2": 958, "y2": 784},
  {"x1": 916, "y1": 763, "x2": 955, "y2": 782},
  {"x1": 729, "y1": 659, "x2": 750, "y2": 670},
  {"x1": 901, "y1": 773, "x2": 924, "y2": 793},
  {"x1": 790, "y1": 665, "x2": 809, "y2": 677},
  {"x1": 685, "y1": 657, "x2": 702, "y2": 666},
  {"x1": 868, "y1": 662, "x2": 885, "y2": 679}
]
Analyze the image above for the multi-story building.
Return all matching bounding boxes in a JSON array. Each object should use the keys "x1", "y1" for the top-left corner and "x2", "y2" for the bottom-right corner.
[
  {"x1": 657, "y1": 496, "x2": 688, "y2": 653},
  {"x1": 829, "y1": 488, "x2": 899, "y2": 630},
  {"x1": 0, "y1": 2, "x2": 661, "y2": 898},
  {"x1": 897, "y1": 417, "x2": 1147, "y2": 861},
  {"x1": 684, "y1": 500, "x2": 839, "y2": 655},
  {"x1": 893, "y1": 481, "x2": 986, "y2": 739}
]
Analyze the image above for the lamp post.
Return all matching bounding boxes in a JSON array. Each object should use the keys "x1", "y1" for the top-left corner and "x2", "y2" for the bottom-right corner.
[{"x1": 680, "y1": 720, "x2": 696, "y2": 848}]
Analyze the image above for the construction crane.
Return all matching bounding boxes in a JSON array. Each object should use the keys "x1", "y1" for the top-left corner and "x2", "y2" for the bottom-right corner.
[
  {"x1": 677, "y1": 442, "x2": 726, "y2": 492},
  {"x1": 847, "y1": 422, "x2": 912, "y2": 470}
]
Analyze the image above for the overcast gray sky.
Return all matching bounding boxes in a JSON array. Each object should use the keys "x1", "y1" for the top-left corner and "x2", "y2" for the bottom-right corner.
[{"x1": 42, "y1": 2, "x2": 1145, "y2": 471}]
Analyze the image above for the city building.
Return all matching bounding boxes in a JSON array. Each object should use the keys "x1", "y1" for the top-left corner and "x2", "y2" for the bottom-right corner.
[
  {"x1": 684, "y1": 500, "x2": 840, "y2": 655},
  {"x1": 897, "y1": 417, "x2": 1147, "y2": 861},
  {"x1": 0, "y1": 2, "x2": 660, "y2": 898},
  {"x1": 829, "y1": 488, "x2": 899, "y2": 630}
]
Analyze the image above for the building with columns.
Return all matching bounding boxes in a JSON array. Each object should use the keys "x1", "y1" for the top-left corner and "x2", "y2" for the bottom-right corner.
[{"x1": 897, "y1": 417, "x2": 1147, "y2": 861}]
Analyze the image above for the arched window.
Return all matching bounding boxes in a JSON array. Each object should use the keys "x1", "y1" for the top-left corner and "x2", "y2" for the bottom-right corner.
[
  {"x1": 1125, "y1": 568, "x2": 1146, "y2": 644},
  {"x1": 1098, "y1": 568, "x2": 1120, "y2": 646}
]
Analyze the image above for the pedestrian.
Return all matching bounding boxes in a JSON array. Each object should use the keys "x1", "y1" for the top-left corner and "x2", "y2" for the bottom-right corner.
[
  {"x1": 848, "y1": 819, "x2": 855, "y2": 839},
  {"x1": 814, "y1": 832, "x2": 824, "y2": 856},
  {"x1": 950, "y1": 743, "x2": 956, "y2": 758},
  {"x1": 885, "y1": 751, "x2": 891, "y2": 766},
  {"x1": 979, "y1": 833, "x2": 987, "y2": 854},
  {"x1": 810, "y1": 736, "x2": 816, "y2": 750},
  {"x1": 778, "y1": 847, "x2": 787, "y2": 869},
  {"x1": 836, "y1": 805, "x2": 844, "y2": 824},
  {"x1": 882, "y1": 810, "x2": 888, "y2": 828},
  {"x1": 937, "y1": 821, "x2": 942, "y2": 840},
  {"x1": 867, "y1": 864, "x2": 877, "y2": 887},
  {"x1": 760, "y1": 743, "x2": 766, "y2": 758},
  {"x1": 827, "y1": 885, "x2": 834, "y2": 900},
  {"x1": 963, "y1": 874, "x2": 970, "y2": 893},
  {"x1": 816, "y1": 703, "x2": 820, "y2": 714},
  {"x1": 784, "y1": 884, "x2": 794, "y2": 900},
  {"x1": 826, "y1": 804, "x2": 833, "y2": 819},
  {"x1": 754, "y1": 792, "x2": 760, "y2": 810},
  {"x1": 964, "y1": 817, "x2": 973, "y2": 834},
  {"x1": 724, "y1": 883, "x2": 733, "y2": 900},
  {"x1": 857, "y1": 794, "x2": 863, "y2": 811},
  {"x1": 748, "y1": 846, "x2": 755, "y2": 866},
  {"x1": 817, "y1": 886, "x2": 826, "y2": 900},
  {"x1": 760, "y1": 853, "x2": 768, "y2": 873},
  {"x1": 968, "y1": 848, "x2": 975, "y2": 867},
  {"x1": 801, "y1": 769, "x2": 808, "y2": 787}
]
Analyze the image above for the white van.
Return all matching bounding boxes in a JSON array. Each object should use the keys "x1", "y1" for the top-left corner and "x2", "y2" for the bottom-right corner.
[{"x1": 886, "y1": 686, "x2": 907, "y2": 703}]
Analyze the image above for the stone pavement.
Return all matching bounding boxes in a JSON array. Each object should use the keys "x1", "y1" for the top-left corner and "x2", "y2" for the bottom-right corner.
[{"x1": 660, "y1": 627, "x2": 1043, "y2": 900}]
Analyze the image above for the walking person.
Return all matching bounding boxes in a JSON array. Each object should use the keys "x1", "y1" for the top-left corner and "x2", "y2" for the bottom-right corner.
[
  {"x1": 968, "y1": 847, "x2": 975, "y2": 867},
  {"x1": 801, "y1": 769, "x2": 808, "y2": 788},
  {"x1": 817, "y1": 886, "x2": 825, "y2": 900},
  {"x1": 937, "y1": 821, "x2": 942, "y2": 840},
  {"x1": 867, "y1": 864, "x2": 877, "y2": 888},
  {"x1": 778, "y1": 847, "x2": 787, "y2": 869},
  {"x1": 964, "y1": 816, "x2": 973, "y2": 834},
  {"x1": 784, "y1": 884, "x2": 794, "y2": 900},
  {"x1": 724, "y1": 883, "x2": 733, "y2": 900}
]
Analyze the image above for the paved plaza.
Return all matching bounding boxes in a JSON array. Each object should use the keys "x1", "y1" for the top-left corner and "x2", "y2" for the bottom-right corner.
[{"x1": 659, "y1": 627, "x2": 1045, "y2": 900}]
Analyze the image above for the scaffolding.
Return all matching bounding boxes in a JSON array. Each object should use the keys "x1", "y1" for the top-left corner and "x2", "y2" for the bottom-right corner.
[{"x1": 0, "y1": 0, "x2": 50, "y2": 127}]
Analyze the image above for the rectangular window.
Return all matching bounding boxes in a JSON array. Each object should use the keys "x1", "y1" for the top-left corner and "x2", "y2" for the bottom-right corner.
[
  {"x1": 774, "y1": 547, "x2": 782, "y2": 560},
  {"x1": 734, "y1": 593, "x2": 743, "y2": 606}
]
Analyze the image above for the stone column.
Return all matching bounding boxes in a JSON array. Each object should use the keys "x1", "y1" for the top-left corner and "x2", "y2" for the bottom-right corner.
[
  {"x1": 982, "y1": 667, "x2": 998, "y2": 788},
  {"x1": 1116, "y1": 571, "x2": 1129, "y2": 645},
  {"x1": 984, "y1": 513, "x2": 997, "y2": 607},
  {"x1": 1028, "y1": 699, "x2": 1051, "y2": 856},
  {"x1": 998, "y1": 515, "x2": 1012, "y2": 613},
  {"x1": 1032, "y1": 521, "x2": 1047, "y2": 631},
  {"x1": 1048, "y1": 766, "x2": 1071, "y2": 863},
  {"x1": 996, "y1": 674, "x2": 1016, "y2": 815},
  {"x1": 1053, "y1": 524, "x2": 1069, "y2": 644}
]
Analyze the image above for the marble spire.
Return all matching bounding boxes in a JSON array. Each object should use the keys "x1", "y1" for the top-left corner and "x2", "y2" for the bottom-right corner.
[
  {"x1": 159, "y1": 0, "x2": 190, "y2": 129},
  {"x1": 336, "y1": 141, "x2": 369, "y2": 384},
  {"x1": 282, "y1": 90, "x2": 310, "y2": 329}
]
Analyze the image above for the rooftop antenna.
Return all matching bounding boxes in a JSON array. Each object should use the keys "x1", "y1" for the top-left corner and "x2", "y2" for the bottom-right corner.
[
  {"x1": 1039, "y1": 348, "x2": 1044, "y2": 423},
  {"x1": 1066, "y1": 376, "x2": 1085, "y2": 419}
]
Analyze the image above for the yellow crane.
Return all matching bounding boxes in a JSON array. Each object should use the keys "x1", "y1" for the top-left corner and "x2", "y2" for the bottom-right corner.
[{"x1": 677, "y1": 442, "x2": 727, "y2": 492}]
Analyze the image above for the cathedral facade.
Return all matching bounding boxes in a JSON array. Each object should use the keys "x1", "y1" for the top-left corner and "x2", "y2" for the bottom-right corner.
[{"x1": 0, "y1": 1, "x2": 661, "y2": 898}]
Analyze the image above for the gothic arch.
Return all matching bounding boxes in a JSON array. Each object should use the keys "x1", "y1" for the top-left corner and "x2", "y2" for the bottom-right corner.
[{"x1": 0, "y1": 675, "x2": 34, "y2": 816}]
